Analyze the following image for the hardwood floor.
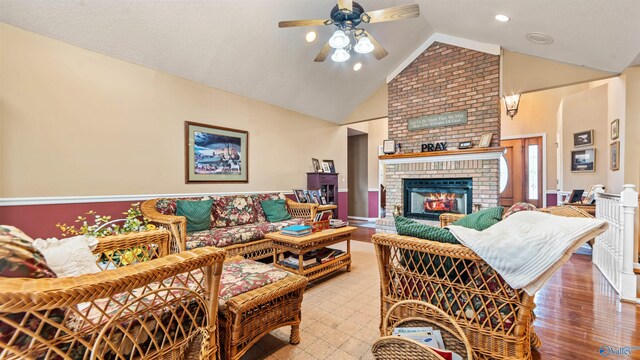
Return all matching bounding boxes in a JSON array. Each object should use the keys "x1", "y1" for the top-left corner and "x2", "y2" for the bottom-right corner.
[{"x1": 350, "y1": 225, "x2": 640, "y2": 360}]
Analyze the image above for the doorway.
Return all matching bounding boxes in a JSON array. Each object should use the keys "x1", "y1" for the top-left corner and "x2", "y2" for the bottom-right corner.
[
  {"x1": 347, "y1": 130, "x2": 368, "y2": 218},
  {"x1": 500, "y1": 136, "x2": 544, "y2": 208}
]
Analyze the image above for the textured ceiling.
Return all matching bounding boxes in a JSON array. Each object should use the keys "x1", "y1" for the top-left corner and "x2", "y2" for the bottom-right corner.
[{"x1": 1, "y1": 0, "x2": 639, "y2": 124}]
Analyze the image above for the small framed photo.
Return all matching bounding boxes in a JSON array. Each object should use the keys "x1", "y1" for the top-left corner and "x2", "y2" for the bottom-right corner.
[
  {"x1": 311, "y1": 158, "x2": 322, "y2": 172},
  {"x1": 571, "y1": 148, "x2": 596, "y2": 172},
  {"x1": 320, "y1": 195, "x2": 328, "y2": 205},
  {"x1": 458, "y1": 140, "x2": 472, "y2": 149},
  {"x1": 321, "y1": 162, "x2": 331, "y2": 173},
  {"x1": 573, "y1": 129, "x2": 594, "y2": 147},
  {"x1": 583, "y1": 185, "x2": 597, "y2": 205},
  {"x1": 383, "y1": 140, "x2": 396, "y2": 154},
  {"x1": 293, "y1": 189, "x2": 307, "y2": 203},
  {"x1": 611, "y1": 119, "x2": 619, "y2": 140},
  {"x1": 610, "y1": 141, "x2": 620, "y2": 171},
  {"x1": 568, "y1": 189, "x2": 585, "y2": 203},
  {"x1": 478, "y1": 133, "x2": 493, "y2": 148},
  {"x1": 303, "y1": 190, "x2": 313, "y2": 203},
  {"x1": 322, "y1": 159, "x2": 336, "y2": 173},
  {"x1": 308, "y1": 190, "x2": 321, "y2": 204}
]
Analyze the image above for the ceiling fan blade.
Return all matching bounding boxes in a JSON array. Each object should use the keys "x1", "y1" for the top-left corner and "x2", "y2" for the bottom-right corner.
[
  {"x1": 337, "y1": 0, "x2": 352, "y2": 12},
  {"x1": 314, "y1": 42, "x2": 332, "y2": 62},
  {"x1": 364, "y1": 31, "x2": 388, "y2": 60},
  {"x1": 362, "y1": 4, "x2": 420, "y2": 24},
  {"x1": 278, "y1": 19, "x2": 332, "y2": 28}
]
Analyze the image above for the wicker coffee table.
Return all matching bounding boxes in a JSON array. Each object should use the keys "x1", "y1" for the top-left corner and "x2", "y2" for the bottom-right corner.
[{"x1": 265, "y1": 226, "x2": 356, "y2": 282}]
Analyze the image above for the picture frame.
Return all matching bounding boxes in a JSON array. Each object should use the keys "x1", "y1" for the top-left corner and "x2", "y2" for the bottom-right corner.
[
  {"x1": 583, "y1": 185, "x2": 597, "y2": 205},
  {"x1": 185, "y1": 121, "x2": 248, "y2": 183},
  {"x1": 293, "y1": 189, "x2": 307, "y2": 203},
  {"x1": 611, "y1": 119, "x2": 619, "y2": 140},
  {"x1": 573, "y1": 129, "x2": 594, "y2": 147},
  {"x1": 311, "y1": 158, "x2": 322, "y2": 172},
  {"x1": 383, "y1": 140, "x2": 396, "y2": 154},
  {"x1": 610, "y1": 141, "x2": 620, "y2": 171},
  {"x1": 322, "y1": 162, "x2": 331, "y2": 173},
  {"x1": 308, "y1": 190, "x2": 321, "y2": 204},
  {"x1": 568, "y1": 189, "x2": 585, "y2": 203},
  {"x1": 571, "y1": 148, "x2": 596, "y2": 172},
  {"x1": 458, "y1": 140, "x2": 472, "y2": 149},
  {"x1": 478, "y1": 133, "x2": 492, "y2": 148},
  {"x1": 320, "y1": 195, "x2": 328, "y2": 205},
  {"x1": 303, "y1": 190, "x2": 313, "y2": 203},
  {"x1": 322, "y1": 159, "x2": 336, "y2": 173}
]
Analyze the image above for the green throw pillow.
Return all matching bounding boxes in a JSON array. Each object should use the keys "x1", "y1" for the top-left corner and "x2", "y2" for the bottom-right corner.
[
  {"x1": 452, "y1": 207, "x2": 503, "y2": 231},
  {"x1": 177, "y1": 199, "x2": 213, "y2": 232},
  {"x1": 260, "y1": 199, "x2": 292, "y2": 222},
  {"x1": 394, "y1": 216, "x2": 459, "y2": 244}
]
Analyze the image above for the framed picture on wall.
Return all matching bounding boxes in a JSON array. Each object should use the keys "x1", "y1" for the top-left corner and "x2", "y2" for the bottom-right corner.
[
  {"x1": 610, "y1": 141, "x2": 620, "y2": 171},
  {"x1": 573, "y1": 129, "x2": 594, "y2": 147},
  {"x1": 570, "y1": 148, "x2": 596, "y2": 172},
  {"x1": 185, "y1": 121, "x2": 248, "y2": 183},
  {"x1": 611, "y1": 119, "x2": 619, "y2": 140}
]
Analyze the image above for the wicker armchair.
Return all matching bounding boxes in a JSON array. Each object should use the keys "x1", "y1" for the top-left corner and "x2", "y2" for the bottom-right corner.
[
  {"x1": 141, "y1": 197, "x2": 317, "y2": 258},
  {"x1": 373, "y1": 206, "x2": 593, "y2": 360},
  {"x1": 0, "y1": 230, "x2": 226, "y2": 360}
]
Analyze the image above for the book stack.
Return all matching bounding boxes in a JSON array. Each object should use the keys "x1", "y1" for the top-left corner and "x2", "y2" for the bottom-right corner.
[
  {"x1": 281, "y1": 225, "x2": 312, "y2": 237},
  {"x1": 392, "y1": 327, "x2": 462, "y2": 360},
  {"x1": 279, "y1": 247, "x2": 345, "y2": 269},
  {"x1": 329, "y1": 218, "x2": 347, "y2": 228}
]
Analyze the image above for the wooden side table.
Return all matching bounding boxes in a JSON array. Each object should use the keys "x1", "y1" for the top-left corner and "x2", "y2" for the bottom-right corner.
[{"x1": 265, "y1": 226, "x2": 356, "y2": 282}]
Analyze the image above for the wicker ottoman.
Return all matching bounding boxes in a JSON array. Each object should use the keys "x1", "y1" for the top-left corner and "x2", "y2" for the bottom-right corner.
[{"x1": 218, "y1": 257, "x2": 308, "y2": 360}]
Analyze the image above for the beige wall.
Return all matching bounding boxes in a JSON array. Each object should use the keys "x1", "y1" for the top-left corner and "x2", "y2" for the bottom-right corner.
[
  {"x1": 623, "y1": 66, "x2": 640, "y2": 188},
  {"x1": 560, "y1": 85, "x2": 609, "y2": 191},
  {"x1": 343, "y1": 84, "x2": 388, "y2": 124},
  {"x1": 502, "y1": 50, "x2": 615, "y2": 95},
  {"x1": 501, "y1": 83, "x2": 588, "y2": 190},
  {"x1": 0, "y1": 23, "x2": 347, "y2": 197}
]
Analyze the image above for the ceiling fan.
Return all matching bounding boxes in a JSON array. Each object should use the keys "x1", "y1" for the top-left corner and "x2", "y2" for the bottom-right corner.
[{"x1": 279, "y1": 0, "x2": 420, "y2": 63}]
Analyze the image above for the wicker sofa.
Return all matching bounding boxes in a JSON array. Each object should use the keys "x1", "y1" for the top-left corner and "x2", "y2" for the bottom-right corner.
[
  {"x1": 141, "y1": 193, "x2": 317, "y2": 258},
  {"x1": 372, "y1": 206, "x2": 593, "y2": 360},
  {"x1": 0, "y1": 228, "x2": 226, "y2": 360}
]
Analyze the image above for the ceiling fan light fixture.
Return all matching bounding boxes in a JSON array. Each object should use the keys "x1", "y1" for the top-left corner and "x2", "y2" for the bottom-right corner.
[
  {"x1": 354, "y1": 36, "x2": 374, "y2": 54},
  {"x1": 329, "y1": 30, "x2": 350, "y2": 48},
  {"x1": 331, "y1": 48, "x2": 351, "y2": 62},
  {"x1": 305, "y1": 31, "x2": 317, "y2": 42}
]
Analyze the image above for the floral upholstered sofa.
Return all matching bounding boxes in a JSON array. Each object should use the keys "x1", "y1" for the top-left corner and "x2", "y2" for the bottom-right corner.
[{"x1": 141, "y1": 193, "x2": 317, "y2": 259}]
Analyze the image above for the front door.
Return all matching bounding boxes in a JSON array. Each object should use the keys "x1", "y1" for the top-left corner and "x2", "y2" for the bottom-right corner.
[{"x1": 500, "y1": 137, "x2": 543, "y2": 208}]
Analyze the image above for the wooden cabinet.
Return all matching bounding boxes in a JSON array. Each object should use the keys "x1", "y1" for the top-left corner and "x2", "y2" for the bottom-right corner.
[{"x1": 307, "y1": 172, "x2": 338, "y2": 216}]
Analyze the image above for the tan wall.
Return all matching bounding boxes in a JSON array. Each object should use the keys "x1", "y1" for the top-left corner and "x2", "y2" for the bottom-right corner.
[
  {"x1": 501, "y1": 83, "x2": 588, "y2": 190},
  {"x1": 623, "y1": 67, "x2": 640, "y2": 188},
  {"x1": 0, "y1": 23, "x2": 347, "y2": 197},
  {"x1": 502, "y1": 50, "x2": 615, "y2": 95},
  {"x1": 343, "y1": 84, "x2": 388, "y2": 124},
  {"x1": 561, "y1": 85, "x2": 609, "y2": 190}
]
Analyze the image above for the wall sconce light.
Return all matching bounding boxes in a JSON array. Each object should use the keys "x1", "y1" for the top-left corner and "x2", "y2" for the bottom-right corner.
[{"x1": 504, "y1": 94, "x2": 521, "y2": 119}]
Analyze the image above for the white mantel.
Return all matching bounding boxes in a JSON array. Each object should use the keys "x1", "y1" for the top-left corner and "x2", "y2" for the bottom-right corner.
[{"x1": 379, "y1": 147, "x2": 505, "y2": 165}]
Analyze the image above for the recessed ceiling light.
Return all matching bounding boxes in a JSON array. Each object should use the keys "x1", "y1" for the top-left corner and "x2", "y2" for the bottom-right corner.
[
  {"x1": 353, "y1": 62, "x2": 362, "y2": 71},
  {"x1": 305, "y1": 31, "x2": 317, "y2": 43},
  {"x1": 526, "y1": 32, "x2": 554, "y2": 45},
  {"x1": 495, "y1": 14, "x2": 510, "y2": 22}
]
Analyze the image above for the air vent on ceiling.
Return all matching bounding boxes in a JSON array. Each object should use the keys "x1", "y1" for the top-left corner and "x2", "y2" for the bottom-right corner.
[{"x1": 526, "y1": 32, "x2": 554, "y2": 45}]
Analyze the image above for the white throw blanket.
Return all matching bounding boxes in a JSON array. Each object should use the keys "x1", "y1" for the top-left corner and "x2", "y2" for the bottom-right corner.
[{"x1": 447, "y1": 211, "x2": 608, "y2": 295}]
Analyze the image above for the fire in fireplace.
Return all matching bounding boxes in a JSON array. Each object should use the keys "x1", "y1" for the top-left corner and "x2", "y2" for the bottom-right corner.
[{"x1": 403, "y1": 178, "x2": 472, "y2": 221}]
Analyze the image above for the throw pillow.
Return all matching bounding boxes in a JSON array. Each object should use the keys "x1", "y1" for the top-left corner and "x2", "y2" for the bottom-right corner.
[
  {"x1": 252, "y1": 193, "x2": 286, "y2": 222},
  {"x1": 211, "y1": 196, "x2": 257, "y2": 227},
  {"x1": 260, "y1": 199, "x2": 292, "y2": 222},
  {"x1": 451, "y1": 207, "x2": 503, "y2": 231},
  {"x1": 177, "y1": 199, "x2": 213, "y2": 232},
  {"x1": 503, "y1": 202, "x2": 537, "y2": 219},
  {"x1": 33, "y1": 235, "x2": 101, "y2": 277},
  {"x1": 394, "y1": 216, "x2": 459, "y2": 244}
]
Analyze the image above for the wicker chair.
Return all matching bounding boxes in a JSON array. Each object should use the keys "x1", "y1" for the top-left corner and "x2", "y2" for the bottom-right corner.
[
  {"x1": 373, "y1": 206, "x2": 593, "y2": 360},
  {"x1": 0, "y1": 230, "x2": 226, "y2": 360},
  {"x1": 141, "y1": 197, "x2": 317, "y2": 258}
]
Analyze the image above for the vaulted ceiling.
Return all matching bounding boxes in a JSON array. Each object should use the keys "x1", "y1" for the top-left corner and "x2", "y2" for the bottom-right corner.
[{"x1": 1, "y1": 0, "x2": 639, "y2": 123}]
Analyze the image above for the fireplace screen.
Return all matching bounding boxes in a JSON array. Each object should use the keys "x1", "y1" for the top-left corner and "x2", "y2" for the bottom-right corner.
[{"x1": 403, "y1": 178, "x2": 472, "y2": 220}]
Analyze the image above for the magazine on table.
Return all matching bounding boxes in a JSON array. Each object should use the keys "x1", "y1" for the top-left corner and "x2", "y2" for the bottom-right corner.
[{"x1": 392, "y1": 327, "x2": 462, "y2": 360}]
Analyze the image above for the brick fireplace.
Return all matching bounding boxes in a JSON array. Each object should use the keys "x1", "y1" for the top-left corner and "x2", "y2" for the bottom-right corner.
[{"x1": 377, "y1": 42, "x2": 501, "y2": 233}]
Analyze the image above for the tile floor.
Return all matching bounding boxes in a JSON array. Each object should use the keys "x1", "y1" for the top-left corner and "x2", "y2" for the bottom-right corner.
[{"x1": 241, "y1": 240, "x2": 380, "y2": 359}]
